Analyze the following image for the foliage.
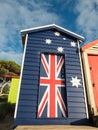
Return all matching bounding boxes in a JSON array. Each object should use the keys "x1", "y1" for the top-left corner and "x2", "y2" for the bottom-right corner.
[
  {"x1": 2, "y1": 84, "x2": 10, "y2": 94},
  {"x1": 0, "y1": 60, "x2": 19, "y2": 120},
  {"x1": 0, "y1": 60, "x2": 21, "y2": 95},
  {"x1": 0, "y1": 60, "x2": 21, "y2": 82}
]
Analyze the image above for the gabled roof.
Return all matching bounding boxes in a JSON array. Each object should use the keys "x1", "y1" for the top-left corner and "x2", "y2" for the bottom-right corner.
[
  {"x1": 82, "y1": 39, "x2": 98, "y2": 51},
  {"x1": 21, "y1": 24, "x2": 84, "y2": 41}
]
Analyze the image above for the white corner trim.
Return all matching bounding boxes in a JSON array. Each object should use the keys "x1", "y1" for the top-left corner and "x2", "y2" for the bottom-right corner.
[
  {"x1": 14, "y1": 34, "x2": 28, "y2": 118},
  {"x1": 77, "y1": 40, "x2": 89, "y2": 118}
]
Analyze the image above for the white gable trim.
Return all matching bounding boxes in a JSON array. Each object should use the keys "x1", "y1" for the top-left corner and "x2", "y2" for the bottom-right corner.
[{"x1": 21, "y1": 24, "x2": 84, "y2": 41}]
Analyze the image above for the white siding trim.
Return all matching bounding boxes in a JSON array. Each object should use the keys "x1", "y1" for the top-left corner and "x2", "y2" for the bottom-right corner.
[
  {"x1": 14, "y1": 34, "x2": 28, "y2": 118},
  {"x1": 77, "y1": 40, "x2": 89, "y2": 118}
]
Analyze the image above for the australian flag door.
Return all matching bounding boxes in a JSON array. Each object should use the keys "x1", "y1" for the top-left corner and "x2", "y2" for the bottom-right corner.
[{"x1": 38, "y1": 53, "x2": 67, "y2": 118}]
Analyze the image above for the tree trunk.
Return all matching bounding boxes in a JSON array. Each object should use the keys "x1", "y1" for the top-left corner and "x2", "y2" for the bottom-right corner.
[{"x1": 0, "y1": 81, "x2": 10, "y2": 96}]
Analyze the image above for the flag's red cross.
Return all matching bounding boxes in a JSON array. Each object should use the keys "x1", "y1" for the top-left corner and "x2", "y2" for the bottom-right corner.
[{"x1": 38, "y1": 54, "x2": 67, "y2": 118}]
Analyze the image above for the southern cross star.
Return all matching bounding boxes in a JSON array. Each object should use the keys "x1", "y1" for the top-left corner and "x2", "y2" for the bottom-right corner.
[
  {"x1": 63, "y1": 37, "x2": 66, "y2": 40},
  {"x1": 70, "y1": 76, "x2": 81, "y2": 88},
  {"x1": 45, "y1": 39, "x2": 52, "y2": 44},
  {"x1": 57, "y1": 47, "x2": 64, "y2": 53},
  {"x1": 54, "y1": 32, "x2": 60, "y2": 36},
  {"x1": 70, "y1": 41, "x2": 76, "y2": 47}
]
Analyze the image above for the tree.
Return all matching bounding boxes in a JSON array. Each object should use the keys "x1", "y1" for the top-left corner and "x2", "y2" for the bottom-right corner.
[{"x1": 0, "y1": 60, "x2": 21, "y2": 96}]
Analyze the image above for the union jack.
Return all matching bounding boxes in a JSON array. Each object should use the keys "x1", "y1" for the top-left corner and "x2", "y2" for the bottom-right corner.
[{"x1": 38, "y1": 53, "x2": 67, "y2": 118}]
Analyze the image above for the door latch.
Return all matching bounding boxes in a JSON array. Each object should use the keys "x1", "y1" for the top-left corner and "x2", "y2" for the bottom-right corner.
[
  {"x1": 90, "y1": 67, "x2": 92, "y2": 70},
  {"x1": 92, "y1": 83, "x2": 95, "y2": 87}
]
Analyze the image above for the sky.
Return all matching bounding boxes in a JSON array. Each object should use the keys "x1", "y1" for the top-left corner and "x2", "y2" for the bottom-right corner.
[{"x1": 0, "y1": 0, "x2": 98, "y2": 65}]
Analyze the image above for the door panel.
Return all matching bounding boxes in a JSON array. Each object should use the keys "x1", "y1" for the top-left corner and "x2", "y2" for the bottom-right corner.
[
  {"x1": 88, "y1": 54, "x2": 98, "y2": 111},
  {"x1": 37, "y1": 53, "x2": 67, "y2": 118}
]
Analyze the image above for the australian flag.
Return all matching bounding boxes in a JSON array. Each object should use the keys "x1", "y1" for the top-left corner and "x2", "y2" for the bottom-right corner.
[{"x1": 38, "y1": 53, "x2": 67, "y2": 118}]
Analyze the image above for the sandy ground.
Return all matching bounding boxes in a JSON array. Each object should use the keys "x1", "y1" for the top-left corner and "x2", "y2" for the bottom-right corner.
[{"x1": 14, "y1": 125, "x2": 98, "y2": 130}]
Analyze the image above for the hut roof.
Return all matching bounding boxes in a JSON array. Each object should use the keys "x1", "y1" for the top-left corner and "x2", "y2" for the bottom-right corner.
[
  {"x1": 21, "y1": 24, "x2": 84, "y2": 46},
  {"x1": 82, "y1": 39, "x2": 98, "y2": 51}
]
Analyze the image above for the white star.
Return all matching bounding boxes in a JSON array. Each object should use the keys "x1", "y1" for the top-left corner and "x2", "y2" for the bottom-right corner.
[
  {"x1": 70, "y1": 76, "x2": 81, "y2": 88},
  {"x1": 70, "y1": 41, "x2": 76, "y2": 47},
  {"x1": 54, "y1": 32, "x2": 60, "y2": 36},
  {"x1": 63, "y1": 37, "x2": 66, "y2": 40},
  {"x1": 45, "y1": 39, "x2": 52, "y2": 44},
  {"x1": 57, "y1": 47, "x2": 64, "y2": 53}
]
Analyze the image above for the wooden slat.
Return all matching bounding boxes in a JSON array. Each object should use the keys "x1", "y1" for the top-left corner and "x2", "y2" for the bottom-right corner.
[
  {"x1": 22, "y1": 75, "x2": 39, "y2": 80},
  {"x1": 21, "y1": 80, "x2": 39, "y2": 85},
  {"x1": 19, "y1": 94, "x2": 37, "y2": 100},
  {"x1": 67, "y1": 87, "x2": 84, "y2": 92},
  {"x1": 19, "y1": 100, "x2": 37, "y2": 106},
  {"x1": 68, "y1": 97, "x2": 85, "y2": 102},
  {"x1": 20, "y1": 89, "x2": 38, "y2": 95},
  {"x1": 68, "y1": 113, "x2": 86, "y2": 118},
  {"x1": 68, "y1": 107, "x2": 86, "y2": 113},
  {"x1": 21, "y1": 84, "x2": 39, "y2": 89},
  {"x1": 18, "y1": 106, "x2": 36, "y2": 112},
  {"x1": 17, "y1": 112, "x2": 36, "y2": 118},
  {"x1": 67, "y1": 92, "x2": 84, "y2": 97}
]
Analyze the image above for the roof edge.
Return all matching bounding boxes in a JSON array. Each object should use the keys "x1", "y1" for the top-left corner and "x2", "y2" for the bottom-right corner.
[
  {"x1": 21, "y1": 24, "x2": 55, "y2": 33},
  {"x1": 21, "y1": 24, "x2": 85, "y2": 41},
  {"x1": 82, "y1": 39, "x2": 98, "y2": 51}
]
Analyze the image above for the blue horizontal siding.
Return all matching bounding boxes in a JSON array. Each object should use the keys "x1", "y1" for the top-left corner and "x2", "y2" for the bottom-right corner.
[
  {"x1": 22, "y1": 75, "x2": 39, "y2": 80},
  {"x1": 68, "y1": 113, "x2": 86, "y2": 119},
  {"x1": 68, "y1": 97, "x2": 85, "y2": 102},
  {"x1": 27, "y1": 41, "x2": 77, "y2": 50},
  {"x1": 68, "y1": 102, "x2": 85, "y2": 107},
  {"x1": 28, "y1": 31, "x2": 74, "y2": 41},
  {"x1": 22, "y1": 76, "x2": 39, "y2": 81},
  {"x1": 21, "y1": 80, "x2": 39, "y2": 85},
  {"x1": 66, "y1": 69, "x2": 81, "y2": 74},
  {"x1": 20, "y1": 89, "x2": 38, "y2": 95},
  {"x1": 21, "y1": 84, "x2": 39, "y2": 89},
  {"x1": 22, "y1": 70, "x2": 39, "y2": 75},
  {"x1": 67, "y1": 87, "x2": 84, "y2": 92},
  {"x1": 19, "y1": 94, "x2": 37, "y2": 100},
  {"x1": 23, "y1": 66, "x2": 40, "y2": 72},
  {"x1": 66, "y1": 65, "x2": 80, "y2": 70},
  {"x1": 67, "y1": 92, "x2": 84, "y2": 97},
  {"x1": 19, "y1": 100, "x2": 37, "y2": 106},
  {"x1": 18, "y1": 106, "x2": 36, "y2": 112},
  {"x1": 68, "y1": 107, "x2": 86, "y2": 113},
  {"x1": 66, "y1": 74, "x2": 82, "y2": 79},
  {"x1": 15, "y1": 28, "x2": 88, "y2": 125},
  {"x1": 24, "y1": 61, "x2": 40, "y2": 67},
  {"x1": 17, "y1": 112, "x2": 36, "y2": 118},
  {"x1": 25, "y1": 57, "x2": 40, "y2": 63}
]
